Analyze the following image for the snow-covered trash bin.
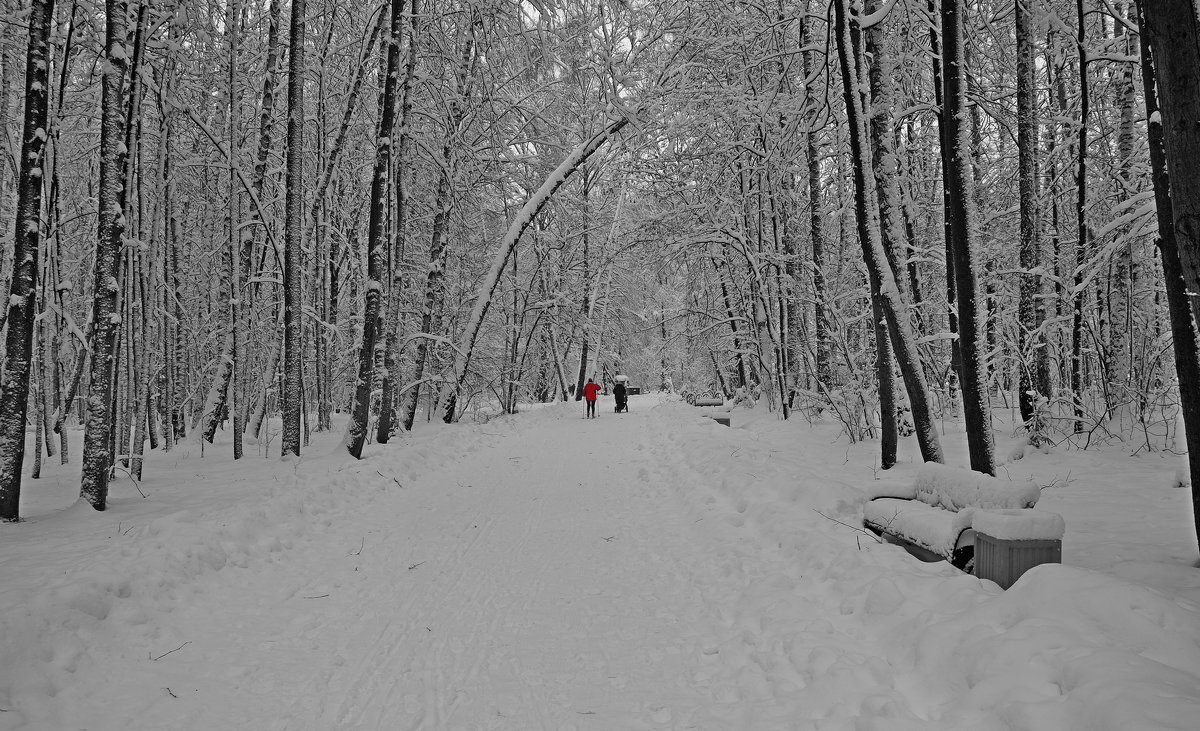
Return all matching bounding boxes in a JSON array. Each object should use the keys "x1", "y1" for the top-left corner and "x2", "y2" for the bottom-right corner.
[{"x1": 971, "y1": 509, "x2": 1065, "y2": 590}]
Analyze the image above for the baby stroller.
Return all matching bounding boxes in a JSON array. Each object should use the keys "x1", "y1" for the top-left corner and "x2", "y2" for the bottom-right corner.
[{"x1": 613, "y1": 375, "x2": 629, "y2": 413}]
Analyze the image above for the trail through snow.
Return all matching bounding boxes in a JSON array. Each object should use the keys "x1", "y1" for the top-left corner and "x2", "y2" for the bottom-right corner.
[{"x1": 1, "y1": 395, "x2": 1198, "y2": 730}]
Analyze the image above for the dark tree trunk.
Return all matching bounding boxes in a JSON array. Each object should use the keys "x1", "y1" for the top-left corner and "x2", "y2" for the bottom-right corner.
[
  {"x1": 81, "y1": 0, "x2": 130, "y2": 510},
  {"x1": 1016, "y1": 0, "x2": 1049, "y2": 428},
  {"x1": 929, "y1": 0, "x2": 961, "y2": 405},
  {"x1": 941, "y1": 0, "x2": 996, "y2": 474},
  {"x1": 0, "y1": 0, "x2": 54, "y2": 520},
  {"x1": 377, "y1": 0, "x2": 420, "y2": 444},
  {"x1": 833, "y1": 0, "x2": 944, "y2": 466},
  {"x1": 1139, "y1": 0, "x2": 1200, "y2": 553},
  {"x1": 346, "y1": 0, "x2": 403, "y2": 458},
  {"x1": 1071, "y1": 0, "x2": 1089, "y2": 434},
  {"x1": 281, "y1": 0, "x2": 306, "y2": 457}
]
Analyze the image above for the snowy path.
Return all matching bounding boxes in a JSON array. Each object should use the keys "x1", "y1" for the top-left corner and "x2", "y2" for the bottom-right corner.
[
  {"x1": 2, "y1": 395, "x2": 1199, "y2": 730},
  {"x1": 195, "y1": 402, "x2": 851, "y2": 730}
]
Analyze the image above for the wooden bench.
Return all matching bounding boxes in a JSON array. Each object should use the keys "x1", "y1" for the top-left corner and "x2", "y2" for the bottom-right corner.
[
  {"x1": 863, "y1": 462, "x2": 1063, "y2": 586},
  {"x1": 626, "y1": 386, "x2": 642, "y2": 395},
  {"x1": 692, "y1": 397, "x2": 724, "y2": 407},
  {"x1": 705, "y1": 414, "x2": 731, "y2": 427}
]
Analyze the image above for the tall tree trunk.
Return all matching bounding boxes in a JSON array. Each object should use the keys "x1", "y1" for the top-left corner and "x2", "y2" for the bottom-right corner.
[
  {"x1": 1071, "y1": 0, "x2": 1089, "y2": 433},
  {"x1": 865, "y1": 0, "x2": 910, "y2": 459},
  {"x1": 281, "y1": 0, "x2": 306, "y2": 458},
  {"x1": 1016, "y1": 0, "x2": 1048, "y2": 429},
  {"x1": 346, "y1": 0, "x2": 403, "y2": 458},
  {"x1": 804, "y1": 10, "x2": 831, "y2": 391},
  {"x1": 81, "y1": 0, "x2": 130, "y2": 510},
  {"x1": 928, "y1": 0, "x2": 961, "y2": 407},
  {"x1": 377, "y1": 0, "x2": 420, "y2": 443},
  {"x1": 0, "y1": 0, "x2": 54, "y2": 520},
  {"x1": 229, "y1": 0, "x2": 244, "y2": 461},
  {"x1": 833, "y1": 0, "x2": 944, "y2": 465},
  {"x1": 1106, "y1": 3, "x2": 1135, "y2": 398},
  {"x1": 401, "y1": 14, "x2": 478, "y2": 429},
  {"x1": 941, "y1": 0, "x2": 996, "y2": 474},
  {"x1": 1139, "y1": 0, "x2": 1200, "y2": 553}
]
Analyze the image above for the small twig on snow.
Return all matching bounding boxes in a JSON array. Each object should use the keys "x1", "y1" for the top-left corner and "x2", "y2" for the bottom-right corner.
[
  {"x1": 1040, "y1": 471, "x2": 1072, "y2": 490},
  {"x1": 303, "y1": 594, "x2": 330, "y2": 599},
  {"x1": 164, "y1": 688, "x2": 178, "y2": 699},
  {"x1": 150, "y1": 641, "x2": 191, "y2": 661},
  {"x1": 112, "y1": 466, "x2": 147, "y2": 498},
  {"x1": 409, "y1": 561, "x2": 425, "y2": 570},
  {"x1": 601, "y1": 536, "x2": 616, "y2": 542},
  {"x1": 349, "y1": 537, "x2": 364, "y2": 556},
  {"x1": 812, "y1": 509, "x2": 884, "y2": 543}
]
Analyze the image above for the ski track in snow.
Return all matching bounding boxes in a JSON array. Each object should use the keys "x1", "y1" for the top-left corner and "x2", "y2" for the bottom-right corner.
[{"x1": 1, "y1": 395, "x2": 1198, "y2": 730}]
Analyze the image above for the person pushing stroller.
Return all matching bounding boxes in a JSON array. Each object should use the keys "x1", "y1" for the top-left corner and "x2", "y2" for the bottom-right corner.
[{"x1": 613, "y1": 374, "x2": 629, "y2": 413}]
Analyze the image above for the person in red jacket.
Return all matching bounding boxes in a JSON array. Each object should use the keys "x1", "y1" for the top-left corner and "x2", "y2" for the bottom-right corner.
[{"x1": 583, "y1": 377, "x2": 602, "y2": 419}]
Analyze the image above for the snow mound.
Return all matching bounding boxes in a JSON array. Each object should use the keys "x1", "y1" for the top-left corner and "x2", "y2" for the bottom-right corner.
[{"x1": 914, "y1": 461, "x2": 1041, "y2": 511}]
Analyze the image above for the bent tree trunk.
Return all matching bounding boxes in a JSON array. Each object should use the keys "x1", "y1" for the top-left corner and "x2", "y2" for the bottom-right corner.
[
  {"x1": 0, "y1": 0, "x2": 54, "y2": 521},
  {"x1": 438, "y1": 116, "x2": 630, "y2": 422},
  {"x1": 833, "y1": 0, "x2": 944, "y2": 466}
]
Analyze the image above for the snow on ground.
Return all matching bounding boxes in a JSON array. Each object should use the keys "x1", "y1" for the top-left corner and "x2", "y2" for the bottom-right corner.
[{"x1": 1, "y1": 394, "x2": 1198, "y2": 730}]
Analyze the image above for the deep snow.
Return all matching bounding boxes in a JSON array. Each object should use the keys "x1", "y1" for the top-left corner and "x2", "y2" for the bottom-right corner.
[{"x1": 1, "y1": 394, "x2": 1198, "y2": 730}]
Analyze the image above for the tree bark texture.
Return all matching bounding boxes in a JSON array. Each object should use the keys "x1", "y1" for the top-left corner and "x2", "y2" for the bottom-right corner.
[
  {"x1": 377, "y1": 0, "x2": 421, "y2": 444},
  {"x1": 940, "y1": 0, "x2": 996, "y2": 474},
  {"x1": 281, "y1": 0, "x2": 306, "y2": 458},
  {"x1": 1139, "y1": 0, "x2": 1200, "y2": 552},
  {"x1": 80, "y1": 0, "x2": 130, "y2": 510},
  {"x1": 0, "y1": 0, "x2": 54, "y2": 521},
  {"x1": 346, "y1": 0, "x2": 403, "y2": 458},
  {"x1": 1016, "y1": 0, "x2": 1049, "y2": 427},
  {"x1": 833, "y1": 0, "x2": 944, "y2": 466}
]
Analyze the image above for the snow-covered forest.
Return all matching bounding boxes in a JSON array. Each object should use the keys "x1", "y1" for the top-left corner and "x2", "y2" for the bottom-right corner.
[
  {"x1": 4, "y1": 0, "x2": 1199, "y2": 538},
  {"x1": 2, "y1": 1, "x2": 1200, "y2": 726},
  {"x1": 2, "y1": 0, "x2": 1199, "y2": 540},
  {"x1": 1, "y1": 0, "x2": 1199, "y2": 512}
]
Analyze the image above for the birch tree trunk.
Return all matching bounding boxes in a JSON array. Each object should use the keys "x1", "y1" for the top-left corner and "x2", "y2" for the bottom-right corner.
[
  {"x1": 940, "y1": 0, "x2": 995, "y2": 474},
  {"x1": 0, "y1": 0, "x2": 54, "y2": 520},
  {"x1": 864, "y1": 1, "x2": 909, "y2": 461},
  {"x1": 346, "y1": 0, "x2": 403, "y2": 458},
  {"x1": 833, "y1": 0, "x2": 944, "y2": 466},
  {"x1": 1139, "y1": 0, "x2": 1200, "y2": 552},
  {"x1": 281, "y1": 0, "x2": 306, "y2": 458},
  {"x1": 81, "y1": 0, "x2": 130, "y2": 510}
]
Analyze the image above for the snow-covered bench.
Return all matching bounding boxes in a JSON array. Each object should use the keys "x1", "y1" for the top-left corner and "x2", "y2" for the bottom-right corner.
[
  {"x1": 863, "y1": 462, "x2": 1064, "y2": 586},
  {"x1": 692, "y1": 397, "x2": 724, "y2": 407}
]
